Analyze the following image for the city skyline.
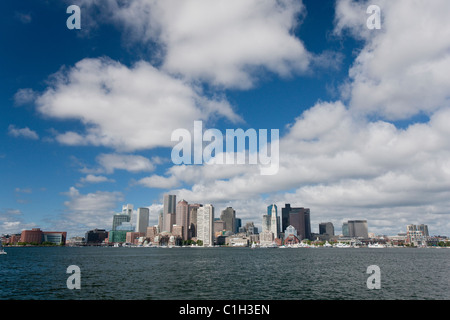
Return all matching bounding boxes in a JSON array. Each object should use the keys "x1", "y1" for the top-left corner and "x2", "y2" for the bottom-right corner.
[{"x1": 2, "y1": 0, "x2": 450, "y2": 239}]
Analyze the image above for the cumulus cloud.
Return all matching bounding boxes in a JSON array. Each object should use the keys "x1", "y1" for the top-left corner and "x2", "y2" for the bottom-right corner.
[
  {"x1": 77, "y1": 0, "x2": 311, "y2": 89},
  {"x1": 335, "y1": 0, "x2": 450, "y2": 120},
  {"x1": 61, "y1": 187, "x2": 124, "y2": 231},
  {"x1": 36, "y1": 58, "x2": 241, "y2": 151},
  {"x1": 0, "y1": 209, "x2": 36, "y2": 234}
]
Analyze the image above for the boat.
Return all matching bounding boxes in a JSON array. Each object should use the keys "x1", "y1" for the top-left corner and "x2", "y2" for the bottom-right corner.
[
  {"x1": 0, "y1": 244, "x2": 6, "y2": 255},
  {"x1": 368, "y1": 243, "x2": 386, "y2": 248},
  {"x1": 323, "y1": 241, "x2": 332, "y2": 248},
  {"x1": 334, "y1": 242, "x2": 351, "y2": 248}
]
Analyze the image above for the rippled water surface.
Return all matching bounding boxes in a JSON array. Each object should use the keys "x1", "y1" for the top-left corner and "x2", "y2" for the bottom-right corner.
[{"x1": 0, "y1": 246, "x2": 449, "y2": 300}]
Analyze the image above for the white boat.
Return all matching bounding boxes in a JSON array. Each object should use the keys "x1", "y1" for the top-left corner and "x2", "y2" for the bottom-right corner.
[
  {"x1": 323, "y1": 241, "x2": 332, "y2": 248},
  {"x1": 0, "y1": 244, "x2": 6, "y2": 255},
  {"x1": 335, "y1": 242, "x2": 351, "y2": 248},
  {"x1": 368, "y1": 243, "x2": 386, "y2": 248}
]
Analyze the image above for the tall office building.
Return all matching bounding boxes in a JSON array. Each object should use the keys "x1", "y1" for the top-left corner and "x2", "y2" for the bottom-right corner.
[
  {"x1": 163, "y1": 194, "x2": 176, "y2": 232},
  {"x1": 235, "y1": 218, "x2": 242, "y2": 234},
  {"x1": 269, "y1": 204, "x2": 278, "y2": 238},
  {"x1": 347, "y1": 220, "x2": 368, "y2": 238},
  {"x1": 220, "y1": 207, "x2": 236, "y2": 233},
  {"x1": 112, "y1": 213, "x2": 131, "y2": 231},
  {"x1": 262, "y1": 215, "x2": 271, "y2": 233},
  {"x1": 122, "y1": 204, "x2": 133, "y2": 217},
  {"x1": 136, "y1": 207, "x2": 149, "y2": 234},
  {"x1": 267, "y1": 204, "x2": 277, "y2": 216},
  {"x1": 281, "y1": 204, "x2": 311, "y2": 240},
  {"x1": 197, "y1": 204, "x2": 214, "y2": 246},
  {"x1": 188, "y1": 204, "x2": 201, "y2": 239},
  {"x1": 176, "y1": 200, "x2": 189, "y2": 240},
  {"x1": 319, "y1": 222, "x2": 334, "y2": 236},
  {"x1": 342, "y1": 222, "x2": 349, "y2": 237}
]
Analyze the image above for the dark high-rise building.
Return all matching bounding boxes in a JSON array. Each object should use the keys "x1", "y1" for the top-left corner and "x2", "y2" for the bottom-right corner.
[
  {"x1": 281, "y1": 204, "x2": 311, "y2": 240},
  {"x1": 319, "y1": 222, "x2": 334, "y2": 236},
  {"x1": 85, "y1": 229, "x2": 108, "y2": 245},
  {"x1": 220, "y1": 207, "x2": 236, "y2": 233}
]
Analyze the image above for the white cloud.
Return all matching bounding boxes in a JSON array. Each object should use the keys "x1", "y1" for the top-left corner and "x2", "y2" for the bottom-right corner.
[
  {"x1": 13, "y1": 88, "x2": 36, "y2": 106},
  {"x1": 78, "y1": 0, "x2": 311, "y2": 89},
  {"x1": 137, "y1": 174, "x2": 180, "y2": 189},
  {"x1": 61, "y1": 187, "x2": 124, "y2": 231},
  {"x1": 36, "y1": 58, "x2": 241, "y2": 151},
  {"x1": 96, "y1": 153, "x2": 155, "y2": 174},
  {"x1": 0, "y1": 209, "x2": 37, "y2": 234},
  {"x1": 8, "y1": 125, "x2": 39, "y2": 140},
  {"x1": 79, "y1": 174, "x2": 114, "y2": 184},
  {"x1": 334, "y1": 0, "x2": 450, "y2": 120}
]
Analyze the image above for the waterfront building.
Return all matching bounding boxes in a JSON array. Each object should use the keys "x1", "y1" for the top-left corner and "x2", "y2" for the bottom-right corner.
[
  {"x1": 20, "y1": 228, "x2": 67, "y2": 245},
  {"x1": 163, "y1": 194, "x2": 177, "y2": 232},
  {"x1": 347, "y1": 220, "x2": 368, "y2": 239},
  {"x1": 108, "y1": 230, "x2": 128, "y2": 243},
  {"x1": 197, "y1": 204, "x2": 214, "y2": 246},
  {"x1": 188, "y1": 204, "x2": 201, "y2": 239},
  {"x1": 406, "y1": 224, "x2": 429, "y2": 246},
  {"x1": 136, "y1": 207, "x2": 149, "y2": 234},
  {"x1": 112, "y1": 213, "x2": 131, "y2": 231},
  {"x1": 284, "y1": 225, "x2": 300, "y2": 245},
  {"x1": 214, "y1": 220, "x2": 225, "y2": 235},
  {"x1": 220, "y1": 207, "x2": 236, "y2": 233},
  {"x1": 319, "y1": 222, "x2": 334, "y2": 240},
  {"x1": 342, "y1": 222, "x2": 349, "y2": 237},
  {"x1": 146, "y1": 225, "x2": 159, "y2": 243},
  {"x1": 282, "y1": 204, "x2": 311, "y2": 240},
  {"x1": 176, "y1": 200, "x2": 190, "y2": 240},
  {"x1": 259, "y1": 230, "x2": 274, "y2": 246},
  {"x1": 85, "y1": 229, "x2": 108, "y2": 245},
  {"x1": 172, "y1": 224, "x2": 184, "y2": 240},
  {"x1": 126, "y1": 232, "x2": 145, "y2": 245}
]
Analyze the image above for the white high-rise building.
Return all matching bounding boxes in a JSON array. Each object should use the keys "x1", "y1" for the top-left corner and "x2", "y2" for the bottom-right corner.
[
  {"x1": 270, "y1": 204, "x2": 278, "y2": 239},
  {"x1": 136, "y1": 207, "x2": 149, "y2": 234},
  {"x1": 122, "y1": 204, "x2": 133, "y2": 217},
  {"x1": 197, "y1": 204, "x2": 214, "y2": 246}
]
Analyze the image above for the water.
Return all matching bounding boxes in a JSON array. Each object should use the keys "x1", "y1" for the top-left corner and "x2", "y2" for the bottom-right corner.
[{"x1": 0, "y1": 246, "x2": 449, "y2": 300}]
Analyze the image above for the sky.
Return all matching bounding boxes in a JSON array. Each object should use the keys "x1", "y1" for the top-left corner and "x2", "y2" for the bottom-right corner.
[{"x1": 1, "y1": 0, "x2": 450, "y2": 238}]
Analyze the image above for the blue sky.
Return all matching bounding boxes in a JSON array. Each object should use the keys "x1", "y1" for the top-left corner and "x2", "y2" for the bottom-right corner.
[{"x1": 1, "y1": 0, "x2": 450, "y2": 238}]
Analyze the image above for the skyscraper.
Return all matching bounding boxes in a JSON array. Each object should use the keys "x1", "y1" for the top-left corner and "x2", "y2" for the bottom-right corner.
[
  {"x1": 188, "y1": 204, "x2": 201, "y2": 239},
  {"x1": 197, "y1": 204, "x2": 214, "y2": 246},
  {"x1": 347, "y1": 220, "x2": 368, "y2": 239},
  {"x1": 220, "y1": 207, "x2": 236, "y2": 233},
  {"x1": 281, "y1": 204, "x2": 311, "y2": 240},
  {"x1": 269, "y1": 204, "x2": 278, "y2": 238},
  {"x1": 163, "y1": 194, "x2": 176, "y2": 232},
  {"x1": 112, "y1": 213, "x2": 130, "y2": 231},
  {"x1": 136, "y1": 207, "x2": 149, "y2": 234},
  {"x1": 176, "y1": 200, "x2": 189, "y2": 240},
  {"x1": 319, "y1": 222, "x2": 334, "y2": 236},
  {"x1": 122, "y1": 204, "x2": 133, "y2": 217}
]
